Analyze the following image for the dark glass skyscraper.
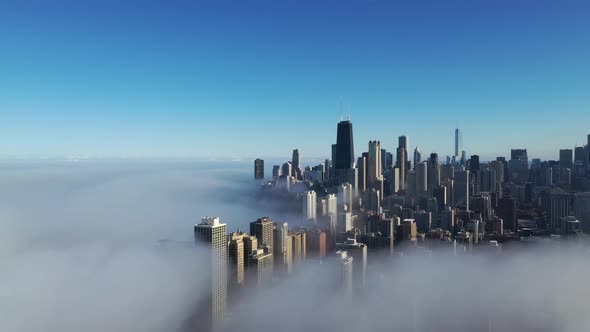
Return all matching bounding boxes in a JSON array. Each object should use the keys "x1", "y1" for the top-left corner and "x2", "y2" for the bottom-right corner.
[
  {"x1": 254, "y1": 159, "x2": 264, "y2": 179},
  {"x1": 335, "y1": 120, "x2": 355, "y2": 170}
]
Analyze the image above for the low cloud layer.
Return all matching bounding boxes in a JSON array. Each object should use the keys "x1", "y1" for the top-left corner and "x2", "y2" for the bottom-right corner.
[
  {"x1": 2, "y1": 160, "x2": 590, "y2": 332},
  {"x1": 0, "y1": 160, "x2": 260, "y2": 332}
]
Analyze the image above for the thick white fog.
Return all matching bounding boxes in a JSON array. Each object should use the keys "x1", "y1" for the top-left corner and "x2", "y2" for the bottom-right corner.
[
  {"x1": 2, "y1": 160, "x2": 590, "y2": 332},
  {"x1": 0, "y1": 160, "x2": 261, "y2": 332}
]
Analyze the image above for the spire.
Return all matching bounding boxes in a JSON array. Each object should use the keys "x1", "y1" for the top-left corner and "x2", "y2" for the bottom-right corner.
[
  {"x1": 340, "y1": 97, "x2": 343, "y2": 121},
  {"x1": 347, "y1": 102, "x2": 351, "y2": 121}
]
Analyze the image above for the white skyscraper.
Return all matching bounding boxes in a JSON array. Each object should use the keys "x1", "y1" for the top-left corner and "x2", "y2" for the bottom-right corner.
[
  {"x1": 301, "y1": 191, "x2": 317, "y2": 221},
  {"x1": 194, "y1": 217, "x2": 227, "y2": 330},
  {"x1": 319, "y1": 193, "x2": 338, "y2": 216},
  {"x1": 455, "y1": 127, "x2": 462, "y2": 158},
  {"x1": 368, "y1": 140, "x2": 383, "y2": 189},
  {"x1": 338, "y1": 183, "x2": 353, "y2": 213}
]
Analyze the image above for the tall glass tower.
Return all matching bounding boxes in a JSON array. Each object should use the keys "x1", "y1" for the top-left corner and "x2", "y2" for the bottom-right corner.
[{"x1": 335, "y1": 120, "x2": 355, "y2": 171}]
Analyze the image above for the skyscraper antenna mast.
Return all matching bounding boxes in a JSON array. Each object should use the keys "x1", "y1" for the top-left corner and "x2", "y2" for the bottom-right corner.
[
  {"x1": 347, "y1": 103, "x2": 351, "y2": 121},
  {"x1": 340, "y1": 97, "x2": 343, "y2": 121}
]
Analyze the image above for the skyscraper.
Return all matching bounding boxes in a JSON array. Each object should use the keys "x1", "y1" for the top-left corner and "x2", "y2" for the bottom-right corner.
[
  {"x1": 496, "y1": 197, "x2": 516, "y2": 233},
  {"x1": 416, "y1": 161, "x2": 428, "y2": 195},
  {"x1": 273, "y1": 222, "x2": 292, "y2": 274},
  {"x1": 368, "y1": 140, "x2": 382, "y2": 189},
  {"x1": 227, "y1": 232, "x2": 246, "y2": 288},
  {"x1": 547, "y1": 189, "x2": 571, "y2": 234},
  {"x1": 254, "y1": 159, "x2": 264, "y2": 179},
  {"x1": 398, "y1": 135, "x2": 409, "y2": 151},
  {"x1": 333, "y1": 250, "x2": 354, "y2": 296},
  {"x1": 559, "y1": 149, "x2": 573, "y2": 171},
  {"x1": 396, "y1": 147, "x2": 406, "y2": 191},
  {"x1": 455, "y1": 127, "x2": 462, "y2": 158},
  {"x1": 301, "y1": 191, "x2": 317, "y2": 221},
  {"x1": 356, "y1": 156, "x2": 366, "y2": 192},
  {"x1": 335, "y1": 120, "x2": 355, "y2": 176},
  {"x1": 414, "y1": 147, "x2": 421, "y2": 169},
  {"x1": 248, "y1": 247, "x2": 273, "y2": 288},
  {"x1": 454, "y1": 169, "x2": 470, "y2": 210},
  {"x1": 194, "y1": 217, "x2": 227, "y2": 330},
  {"x1": 336, "y1": 238, "x2": 367, "y2": 289},
  {"x1": 509, "y1": 149, "x2": 529, "y2": 184},
  {"x1": 250, "y1": 217, "x2": 274, "y2": 250},
  {"x1": 292, "y1": 149, "x2": 301, "y2": 179},
  {"x1": 427, "y1": 153, "x2": 440, "y2": 194}
]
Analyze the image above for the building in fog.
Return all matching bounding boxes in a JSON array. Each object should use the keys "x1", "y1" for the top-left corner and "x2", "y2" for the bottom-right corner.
[
  {"x1": 333, "y1": 250, "x2": 353, "y2": 295},
  {"x1": 273, "y1": 222, "x2": 292, "y2": 274},
  {"x1": 250, "y1": 217, "x2": 274, "y2": 251},
  {"x1": 336, "y1": 238, "x2": 366, "y2": 289},
  {"x1": 301, "y1": 190, "x2": 317, "y2": 221},
  {"x1": 194, "y1": 217, "x2": 227, "y2": 330},
  {"x1": 248, "y1": 247, "x2": 273, "y2": 288},
  {"x1": 254, "y1": 159, "x2": 264, "y2": 179},
  {"x1": 227, "y1": 232, "x2": 246, "y2": 287}
]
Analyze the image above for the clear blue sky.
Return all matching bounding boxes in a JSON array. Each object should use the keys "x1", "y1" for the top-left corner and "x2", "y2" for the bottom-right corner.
[{"x1": 1, "y1": 0, "x2": 589, "y2": 161}]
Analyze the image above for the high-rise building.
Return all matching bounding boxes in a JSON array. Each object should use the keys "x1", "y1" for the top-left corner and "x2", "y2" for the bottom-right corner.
[
  {"x1": 368, "y1": 141, "x2": 383, "y2": 189},
  {"x1": 509, "y1": 149, "x2": 529, "y2": 184},
  {"x1": 333, "y1": 250, "x2": 354, "y2": 295},
  {"x1": 454, "y1": 169, "x2": 470, "y2": 210},
  {"x1": 248, "y1": 247, "x2": 273, "y2": 288},
  {"x1": 254, "y1": 159, "x2": 264, "y2": 179},
  {"x1": 250, "y1": 217, "x2": 274, "y2": 250},
  {"x1": 427, "y1": 153, "x2": 440, "y2": 194},
  {"x1": 406, "y1": 170, "x2": 417, "y2": 198},
  {"x1": 396, "y1": 147, "x2": 406, "y2": 191},
  {"x1": 338, "y1": 183, "x2": 353, "y2": 213},
  {"x1": 414, "y1": 147, "x2": 421, "y2": 169},
  {"x1": 281, "y1": 162, "x2": 292, "y2": 180},
  {"x1": 336, "y1": 238, "x2": 367, "y2": 289},
  {"x1": 194, "y1": 217, "x2": 227, "y2": 330},
  {"x1": 227, "y1": 232, "x2": 247, "y2": 288},
  {"x1": 357, "y1": 156, "x2": 367, "y2": 192},
  {"x1": 454, "y1": 127, "x2": 462, "y2": 158},
  {"x1": 289, "y1": 230, "x2": 307, "y2": 264},
  {"x1": 399, "y1": 135, "x2": 409, "y2": 151},
  {"x1": 574, "y1": 192, "x2": 590, "y2": 232},
  {"x1": 301, "y1": 191, "x2": 317, "y2": 221},
  {"x1": 273, "y1": 222, "x2": 292, "y2": 274},
  {"x1": 547, "y1": 189, "x2": 571, "y2": 234},
  {"x1": 440, "y1": 207, "x2": 455, "y2": 232},
  {"x1": 362, "y1": 188, "x2": 380, "y2": 212},
  {"x1": 559, "y1": 149, "x2": 573, "y2": 170},
  {"x1": 272, "y1": 165, "x2": 282, "y2": 179},
  {"x1": 489, "y1": 160, "x2": 504, "y2": 194},
  {"x1": 416, "y1": 161, "x2": 428, "y2": 195},
  {"x1": 292, "y1": 149, "x2": 301, "y2": 179},
  {"x1": 390, "y1": 167, "x2": 400, "y2": 194},
  {"x1": 335, "y1": 120, "x2": 355, "y2": 183},
  {"x1": 415, "y1": 210, "x2": 432, "y2": 233},
  {"x1": 469, "y1": 155, "x2": 480, "y2": 173},
  {"x1": 306, "y1": 229, "x2": 327, "y2": 259}
]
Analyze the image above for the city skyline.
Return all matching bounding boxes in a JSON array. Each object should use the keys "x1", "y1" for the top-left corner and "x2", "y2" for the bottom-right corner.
[{"x1": 2, "y1": 1, "x2": 590, "y2": 160}]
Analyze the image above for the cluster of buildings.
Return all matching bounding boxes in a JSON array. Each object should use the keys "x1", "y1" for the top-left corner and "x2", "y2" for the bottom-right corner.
[
  {"x1": 257, "y1": 120, "x2": 590, "y2": 242},
  {"x1": 196, "y1": 119, "x2": 590, "y2": 330}
]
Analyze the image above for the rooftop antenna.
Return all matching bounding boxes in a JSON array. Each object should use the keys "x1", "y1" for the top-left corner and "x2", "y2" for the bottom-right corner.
[
  {"x1": 339, "y1": 97, "x2": 343, "y2": 121},
  {"x1": 347, "y1": 103, "x2": 351, "y2": 121}
]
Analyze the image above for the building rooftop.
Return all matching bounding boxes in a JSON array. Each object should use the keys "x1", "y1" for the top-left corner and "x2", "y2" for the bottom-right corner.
[{"x1": 197, "y1": 216, "x2": 222, "y2": 227}]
